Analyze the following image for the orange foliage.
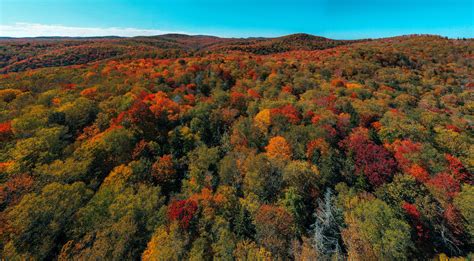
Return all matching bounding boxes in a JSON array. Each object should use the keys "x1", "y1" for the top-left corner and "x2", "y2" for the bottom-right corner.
[
  {"x1": 152, "y1": 154, "x2": 176, "y2": 184},
  {"x1": 0, "y1": 173, "x2": 34, "y2": 207},
  {"x1": 266, "y1": 136, "x2": 292, "y2": 160},
  {"x1": 80, "y1": 87, "x2": 98, "y2": 98},
  {"x1": 306, "y1": 138, "x2": 330, "y2": 160},
  {"x1": 330, "y1": 78, "x2": 346, "y2": 88},
  {"x1": 408, "y1": 164, "x2": 430, "y2": 183},
  {"x1": 281, "y1": 85, "x2": 293, "y2": 94},
  {"x1": 371, "y1": 121, "x2": 382, "y2": 131},
  {"x1": 148, "y1": 91, "x2": 181, "y2": 121}
]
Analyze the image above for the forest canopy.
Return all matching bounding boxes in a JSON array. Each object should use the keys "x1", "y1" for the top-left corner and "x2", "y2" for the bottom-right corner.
[{"x1": 0, "y1": 34, "x2": 473, "y2": 260}]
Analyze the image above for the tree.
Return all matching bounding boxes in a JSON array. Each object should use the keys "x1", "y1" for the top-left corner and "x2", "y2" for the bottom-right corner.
[
  {"x1": 254, "y1": 205, "x2": 295, "y2": 258},
  {"x1": 64, "y1": 178, "x2": 165, "y2": 259},
  {"x1": 340, "y1": 127, "x2": 397, "y2": 187},
  {"x1": 282, "y1": 161, "x2": 319, "y2": 201},
  {"x1": 312, "y1": 189, "x2": 344, "y2": 259},
  {"x1": 254, "y1": 109, "x2": 271, "y2": 131},
  {"x1": 218, "y1": 153, "x2": 242, "y2": 188},
  {"x1": 148, "y1": 91, "x2": 182, "y2": 121},
  {"x1": 183, "y1": 146, "x2": 220, "y2": 194},
  {"x1": 167, "y1": 199, "x2": 198, "y2": 229},
  {"x1": 342, "y1": 198, "x2": 412, "y2": 260},
  {"x1": 7, "y1": 182, "x2": 93, "y2": 260},
  {"x1": 266, "y1": 136, "x2": 292, "y2": 161},
  {"x1": 151, "y1": 154, "x2": 176, "y2": 185},
  {"x1": 212, "y1": 218, "x2": 237, "y2": 260},
  {"x1": 280, "y1": 187, "x2": 306, "y2": 235},
  {"x1": 243, "y1": 153, "x2": 282, "y2": 202},
  {"x1": 142, "y1": 223, "x2": 188, "y2": 261},
  {"x1": 233, "y1": 240, "x2": 272, "y2": 261}
]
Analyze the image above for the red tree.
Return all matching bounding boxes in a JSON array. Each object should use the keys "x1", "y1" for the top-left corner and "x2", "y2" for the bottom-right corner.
[
  {"x1": 445, "y1": 154, "x2": 471, "y2": 184},
  {"x1": 271, "y1": 104, "x2": 301, "y2": 124},
  {"x1": 167, "y1": 199, "x2": 198, "y2": 229},
  {"x1": 0, "y1": 121, "x2": 13, "y2": 142},
  {"x1": 341, "y1": 128, "x2": 397, "y2": 186}
]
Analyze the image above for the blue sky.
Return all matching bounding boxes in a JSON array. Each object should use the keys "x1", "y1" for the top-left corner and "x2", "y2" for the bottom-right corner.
[{"x1": 0, "y1": 0, "x2": 473, "y2": 39}]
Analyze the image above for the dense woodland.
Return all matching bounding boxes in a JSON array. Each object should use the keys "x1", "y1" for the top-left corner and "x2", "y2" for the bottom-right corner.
[{"x1": 0, "y1": 34, "x2": 473, "y2": 260}]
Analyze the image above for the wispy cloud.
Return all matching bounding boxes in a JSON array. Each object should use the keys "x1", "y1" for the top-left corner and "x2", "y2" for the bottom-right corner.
[{"x1": 0, "y1": 23, "x2": 189, "y2": 37}]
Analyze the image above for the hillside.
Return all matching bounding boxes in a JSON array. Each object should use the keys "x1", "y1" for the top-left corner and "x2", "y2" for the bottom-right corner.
[
  {"x1": 0, "y1": 34, "x2": 473, "y2": 260},
  {"x1": 0, "y1": 33, "x2": 361, "y2": 73}
]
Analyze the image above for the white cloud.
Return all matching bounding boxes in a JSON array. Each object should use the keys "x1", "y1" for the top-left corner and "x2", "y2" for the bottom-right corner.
[{"x1": 0, "y1": 23, "x2": 190, "y2": 37}]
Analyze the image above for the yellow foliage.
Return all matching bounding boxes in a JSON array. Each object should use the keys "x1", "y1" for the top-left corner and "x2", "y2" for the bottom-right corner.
[
  {"x1": 434, "y1": 253, "x2": 467, "y2": 261},
  {"x1": 234, "y1": 240, "x2": 273, "y2": 261},
  {"x1": 345, "y1": 82, "x2": 363, "y2": 89},
  {"x1": 142, "y1": 223, "x2": 187, "y2": 261},
  {"x1": 254, "y1": 109, "x2": 271, "y2": 131},
  {"x1": 102, "y1": 164, "x2": 133, "y2": 189}
]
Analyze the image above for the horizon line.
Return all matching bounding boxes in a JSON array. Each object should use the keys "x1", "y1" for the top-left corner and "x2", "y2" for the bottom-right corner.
[{"x1": 1, "y1": 23, "x2": 473, "y2": 40}]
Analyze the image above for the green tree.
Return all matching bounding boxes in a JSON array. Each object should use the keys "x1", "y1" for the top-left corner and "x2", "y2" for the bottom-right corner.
[{"x1": 7, "y1": 182, "x2": 93, "y2": 260}]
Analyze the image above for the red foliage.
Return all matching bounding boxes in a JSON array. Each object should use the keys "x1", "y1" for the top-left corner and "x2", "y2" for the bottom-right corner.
[
  {"x1": 0, "y1": 121, "x2": 13, "y2": 142},
  {"x1": 167, "y1": 199, "x2": 198, "y2": 229},
  {"x1": 445, "y1": 124, "x2": 461, "y2": 133},
  {"x1": 183, "y1": 94, "x2": 196, "y2": 105},
  {"x1": 402, "y1": 202, "x2": 429, "y2": 239},
  {"x1": 281, "y1": 85, "x2": 293, "y2": 94},
  {"x1": 310, "y1": 114, "x2": 321, "y2": 125},
  {"x1": 340, "y1": 127, "x2": 397, "y2": 186},
  {"x1": 80, "y1": 87, "x2": 98, "y2": 99},
  {"x1": 247, "y1": 89, "x2": 261, "y2": 99},
  {"x1": 445, "y1": 154, "x2": 471, "y2": 184},
  {"x1": 132, "y1": 140, "x2": 148, "y2": 160},
  {"x1": 371, "y1": 121, "x2": 382, "y2": 131},
  {"x1": 402, "y1": 202, "x2": 420, "y2": 219},
  {"x1": 230, "y1": 91, "x2": 247, "y2": 109},
  {"x1": 428, "y1": 173, "x2": 460, "y2": 199},
  {"x1": 444, "y1": 204, "x2": 464, "y2": 235},
  {"x1": 271, "y1": 104, "x2": 301, "y2": 124},
  {"x1": 389, "y1": 139, "x2": 422, "y2": 172}
]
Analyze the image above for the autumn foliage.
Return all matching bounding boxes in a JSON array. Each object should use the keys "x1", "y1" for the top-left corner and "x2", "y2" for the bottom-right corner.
[
  {"x1": 0, "y1": 34, "x2": 472, "y2": 260},
  {"x1": 167, "y1": 199, "x2": 198, "y2": 229},
  {"x1": 266, "y1": 136, "x2": 292, "y2": 160},
  {"x1": 341, "y1": 128, "x2": 397, "y2": 186}
]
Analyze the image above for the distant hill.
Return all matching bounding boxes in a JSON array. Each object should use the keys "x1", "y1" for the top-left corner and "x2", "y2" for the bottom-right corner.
[{"x1": 0, "y1": 33, "x2": 468, "y2": 73}]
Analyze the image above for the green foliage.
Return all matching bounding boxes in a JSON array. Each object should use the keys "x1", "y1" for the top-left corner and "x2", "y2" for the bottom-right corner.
[
  {"x1": 6, "y1": 182, "x2": 93, "y2": 259},
  {"x1": 347, "y1": 198, "x2": 413, "y2": 260}
]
